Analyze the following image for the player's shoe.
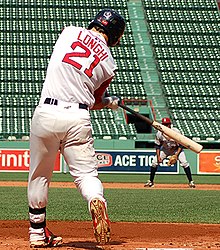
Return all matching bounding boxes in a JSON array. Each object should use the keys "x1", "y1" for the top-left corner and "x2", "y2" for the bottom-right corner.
[
  {"x1": 144, "y1": 180, "x2": 154, "y2": 187},
  {"x1": 30, "y1": 227, "x2": 63, "y2": 248},
  {"x1": 189, "y1": 181, "x2": 196, "y2": 188},
  {"x1": 90, "y1": 198, "x2": 111, "y2": 245}
]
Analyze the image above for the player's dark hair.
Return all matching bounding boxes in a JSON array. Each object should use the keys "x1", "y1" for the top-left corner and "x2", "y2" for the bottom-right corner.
[{"x1": 92, "y1": 25, "x2": 108, "y2": 36}]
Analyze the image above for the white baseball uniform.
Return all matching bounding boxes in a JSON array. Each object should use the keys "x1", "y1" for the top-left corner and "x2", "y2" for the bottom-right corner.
[
  {"x1": 152, "y1": 127, "x2": 189, "y2": 168},
  {"x1": 28, "y1": 26, "x2": 116, "y2": 210}
]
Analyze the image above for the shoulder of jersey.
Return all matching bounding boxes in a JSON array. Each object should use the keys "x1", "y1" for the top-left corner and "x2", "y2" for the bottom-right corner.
[
  {"x1": 156, "y1": 130, "x2": 163, "y2": 137},
  {"x1": 172, "y1": 127, "x2": 181, "y2": 134}
]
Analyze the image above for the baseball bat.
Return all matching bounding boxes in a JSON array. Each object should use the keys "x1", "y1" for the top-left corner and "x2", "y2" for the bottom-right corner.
[{"x1": 119, "y1": 103, "x2": 203, "y2": 154}]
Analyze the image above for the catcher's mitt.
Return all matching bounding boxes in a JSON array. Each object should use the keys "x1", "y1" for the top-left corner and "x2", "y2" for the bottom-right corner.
[{"x1": 167, "y1": 155, "x2": 178, "y2": 166}]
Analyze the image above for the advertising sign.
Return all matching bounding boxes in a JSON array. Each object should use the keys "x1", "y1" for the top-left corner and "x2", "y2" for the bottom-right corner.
[
  {"x1": 198, "y1": 151, "x2": 220, "y2": 174},
  {"x1": 0, "y1": 149, "x2": 61, "y2": 172},
  {"x1": 96, "y1": 150, "x2": 178, "y2": 174}
]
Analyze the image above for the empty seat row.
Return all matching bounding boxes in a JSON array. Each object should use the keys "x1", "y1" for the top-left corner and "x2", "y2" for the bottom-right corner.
[
  {"x1": 142, "y1": 0, "x2": 216, "y2": 9},
  {"x1": 166, "y1": 96, "x2": 220, "y2": 110},
  {"x1": 143, "y1": 0, "x2": 220, "y2": 140},
  {"x1": 0, "y1": 81, "x2": 42, "y2": 94},
  {"x1": 144, "y1": 9, "x2": 219, "y2": 23},
  {"x1": 163, "y1": 84, "x2": 220, "y2": 97},
  {"x1": 150, "y1": 34, "x2": 220, "y2": 47},
  {"x1": 2, "y1": 23, "x2": 134, "y2": 47},
  {"x1": 0, "y1": 95, "x2": 39, "y2": 107},
  {"x1": 154, "y1": 47, "x2": 220, "y2": 60},
  {"x1": 157, "y1": 59, "x2": 220, "y2": 72},
  {"x1": 4, "y1": 6, "x2": 129, "y2": 20},
  {"x1": 109, "y1": 83, "x2": 147, "y2": 99},
  {"x1": 108, "y1": 58, "x2": 140, "y2": 72},
  {"x1": 113, "y1": 71, "x2": 143, "y2": 83},
  {"x1": 160, "y1": 71, "x2": 220, "y2": 84},
  {"x1": 148, "y1": 22, "x2": 219, "y2": 35},
  {"x1": 0, "y1": 57, "x2": 48, "y2": 71},
  {"x1": 0, "y1": 117, "x2": 31, "y2": 136},
  {"x1": 171, "y1": 109, "x2": 220, "y2": 121},
  {"x1": 2, "y1": 0, "x2": 127, "y2": 8},
  {"x1": 173, "y1": 119, "x2": 220, "y2": 139},
  {"x1": 91, "y1": 120, "x2": 137, "y2": 139},
  {"x1": 0, "y1": 0, "x2": 146, "y2": 139},
  {"x1": 0, "y1": 69, "x2": 45, "y2": 83},
  {"x1": 111, "y1": 46, "x2": 138, "y2": 59},
  {"x1": 0, "y1": 54, "x2": 140, "y2": 73},
  {"x1": 90, "y1": 109, "x2": 114, "y2": 120},
  {"x1": 3, "y1": 8, "x2": 130, "y2": 25},
  {"x1": 0, "y1": 107, "x2": 34, "y2": 118}
]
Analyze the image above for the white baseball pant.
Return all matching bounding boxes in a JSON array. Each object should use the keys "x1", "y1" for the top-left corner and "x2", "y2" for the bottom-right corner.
[{"x1": 28, "y1": 103, "x2": 106, "y2": 209}]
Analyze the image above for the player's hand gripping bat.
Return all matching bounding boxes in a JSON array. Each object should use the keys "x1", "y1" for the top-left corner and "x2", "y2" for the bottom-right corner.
[{"x1": 119, "y1": 103, "x2": 203, "y2": 154}]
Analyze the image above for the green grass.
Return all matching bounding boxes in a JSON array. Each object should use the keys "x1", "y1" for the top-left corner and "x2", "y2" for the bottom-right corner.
[
  {"x1": 0, "y1": 187, "x2": 219, "y2": 224},
  {"x1": 0, "y1": 172, "x2": 220, "y2": 184},
  {"x1": 0, "y1": 173, "x2": 219, "y2": 224}
]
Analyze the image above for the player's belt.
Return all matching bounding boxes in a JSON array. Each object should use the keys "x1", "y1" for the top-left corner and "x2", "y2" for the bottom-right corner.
[{"x1": 44, "y1": 98, "x2": 88, "y2": 110}]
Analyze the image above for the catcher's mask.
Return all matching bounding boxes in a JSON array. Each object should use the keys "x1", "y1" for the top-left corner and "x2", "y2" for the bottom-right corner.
[
  {"x1": 162, "y1": 117, "x2": 171, "y2": 125},
  {"x1": 88, "y1": 9, "x2": 126, "y2": 47}
]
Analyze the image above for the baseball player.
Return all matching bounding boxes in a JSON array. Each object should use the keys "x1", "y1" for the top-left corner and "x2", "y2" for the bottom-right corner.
[
  {"x1": 27, "y1": 9, "x2": 125, "y2": 248},
  {"x1": 144, "y1": 117, "x2": 196, "y2": 188}
]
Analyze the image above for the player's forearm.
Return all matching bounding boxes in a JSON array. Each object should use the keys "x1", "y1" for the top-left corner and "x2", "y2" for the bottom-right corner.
[
  {"x1": 91, "y1": 95, "x2": 113, "y2": 110},
  {"x1": 175, "y1": 147, "x2": 182, "y2": 157},
  {"x1": 156, "y1": 148, "x2": 161, "y2": 160},
  {"x1": 91, "y1": 101, "x2": 108, "y2": 110}
]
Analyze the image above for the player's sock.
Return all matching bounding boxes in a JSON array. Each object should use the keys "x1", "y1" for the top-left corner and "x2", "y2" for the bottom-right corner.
[
  {"x1": 29, "y1": 207, "x2": 46, "y2": 229},
  {"x1": 150, "y1": 166, "x2": 157, "y2": 182},
  {"x1": 29, "y1": 207, "x2": 47, "y2": 242},
  {"x1": 184, "y1": 166, "x2": 193, "y2": 182}
]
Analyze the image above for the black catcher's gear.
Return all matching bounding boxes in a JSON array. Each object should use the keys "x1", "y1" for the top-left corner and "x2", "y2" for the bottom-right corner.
[{"x1": 88, "y1": 9, "x2": 126, "y2": 47}]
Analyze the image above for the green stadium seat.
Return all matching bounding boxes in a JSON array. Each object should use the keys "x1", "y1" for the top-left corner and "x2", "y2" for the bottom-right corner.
[
  {"x1": 163, "y1": 84, "x2": 220, "y2": 97},
  {"x1": 3, "y1": 0, "x2": 219, "y2": 140},
  {"x1": 1, "y1": 0, "x2": 147, "y2": 139},
  {"x1": 142, "y1": 0, "x2": 220, "y2": 139}
]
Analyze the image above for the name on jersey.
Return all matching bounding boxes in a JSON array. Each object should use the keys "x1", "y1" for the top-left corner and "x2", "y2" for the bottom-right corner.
[{"x1": 77, "y1": 31, "x2": 108, "y2": 61}]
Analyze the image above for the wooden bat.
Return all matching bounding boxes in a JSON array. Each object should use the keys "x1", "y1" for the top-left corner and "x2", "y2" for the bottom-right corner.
[{"x1": 119, "y1": 103, "x2": 203, "y2": 154}]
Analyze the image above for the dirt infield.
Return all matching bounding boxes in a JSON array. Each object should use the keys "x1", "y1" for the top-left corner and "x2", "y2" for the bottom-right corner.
[
  {"x1": 1, "y1": 181, "x2": 220, "y2": 190},
  {"x1": 1, "y1": 220, "x2": 220, "y2": 250},
  {"x1": 0, "y1": 182, "x2": 220, "y2": 250}
]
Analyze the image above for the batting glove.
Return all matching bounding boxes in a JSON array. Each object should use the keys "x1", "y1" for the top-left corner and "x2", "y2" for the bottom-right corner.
[{"x1": 104, "y1": 96, "x2": 120, "y2": 110}]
